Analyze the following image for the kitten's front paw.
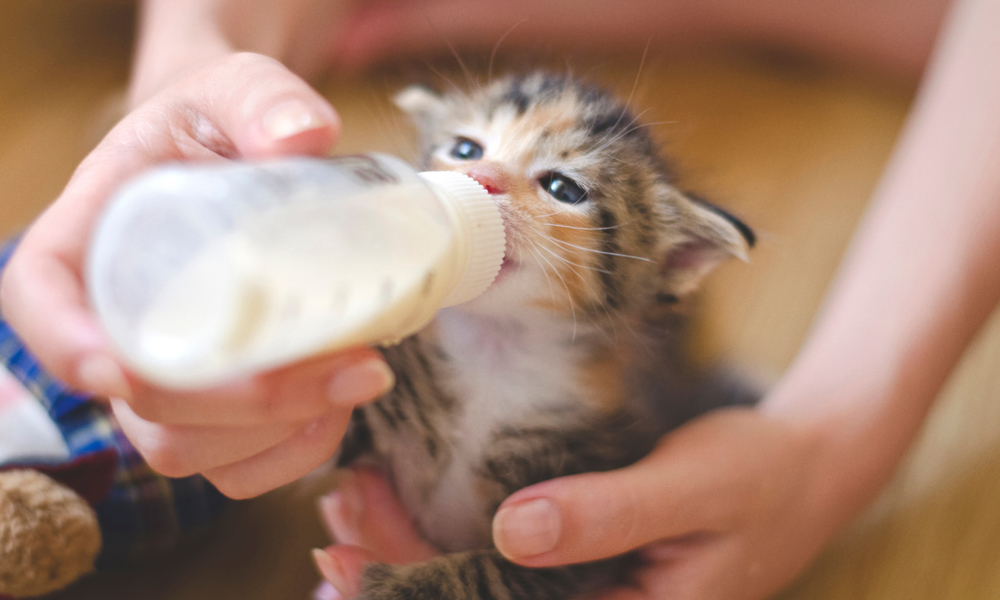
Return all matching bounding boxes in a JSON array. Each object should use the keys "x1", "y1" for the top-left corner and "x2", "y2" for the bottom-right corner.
[
  {"x1": 356, "y1": 550, "x2": 608, "y2": 600},
  {"x1": 359, "y1": 562, "x2": 453, "y2": 600}
]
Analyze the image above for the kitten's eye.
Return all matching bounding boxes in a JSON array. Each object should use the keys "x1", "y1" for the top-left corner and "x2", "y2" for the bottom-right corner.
[
  {"x1": 449, "y1": 138, "x2": 484, "y2": 160},
  {"x1": 539, "y1": 172, "x2": 588, "y2": 205}
]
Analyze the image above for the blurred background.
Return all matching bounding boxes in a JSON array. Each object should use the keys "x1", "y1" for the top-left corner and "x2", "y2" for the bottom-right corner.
[{"x1": 2, "y1": 1, "x2": 1000, "y2": 598}]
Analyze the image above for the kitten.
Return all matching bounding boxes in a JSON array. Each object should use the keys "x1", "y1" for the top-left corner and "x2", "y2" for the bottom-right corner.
[{"x1": 334, "y1": 71, "x2": 757, "y2": 600}]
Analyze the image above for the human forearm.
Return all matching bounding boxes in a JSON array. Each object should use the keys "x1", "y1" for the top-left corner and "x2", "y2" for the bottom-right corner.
[
  {"x1": 765, "y1": 0, "x2": 1000, "y2": 529},
  {"x1": 130, "y1": 0, "x2": 343, "y2": 107},
  {"x1": 130, "y1": 0, "x2": 232, "y2": 106}
]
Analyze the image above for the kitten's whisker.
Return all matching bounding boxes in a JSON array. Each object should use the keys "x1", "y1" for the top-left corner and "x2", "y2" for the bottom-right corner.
[
  {"x1": 594, "y1": 120, "x2": 679, "y2": 163},
  {"x1": 602, "y1": 120, "x2": 679, "y2": 153},
  {"x1": 523, "y1": 223, "x2": 624, "y2": 270},
  {"x1": 524, "y1": 238, "x2": 560, "y2": 307},
  {"x1": 543, "y1": 221, "x2": 633, "y2": 232},
  {"x1": 532, "y1": 237, "x2": 620, "y2": 341},
  {"x1": 601, "y1": 39, "x2": 651, "y2": 149},
  {"x1": 488, "y1": 19, "x2": 528, "y2": 86},
  {"x1": 528, "y1": 240, "x2": 579, "y2": 340},
  {"x1": 592, "y1": 105, "x2": 648, "y2": 151},
  {"x1": 422, "y1": 59, "x2": 464, "y2": 96},
  {"x1": 540, "y1": 234, "x2": 653, "y2": 263},
  {"x1": 526, "y1": 219, "x2": 652, "y2": 268},
  {"x1": 534, "y1": 197, "x2": 602, "y2": 221},
  {"x1": 595, "y1": 108, "x2": 651, "y2": 149},
  {"x1": 623, "y1": 120, "x2": 678, "y2": 129},
  {"x1": 590, "y1": 42, "x2": 653, "y2": 152},
  {"x1": 532, "y1": 207, "x2": 582, "y2": 221},
  {"x1": 531, "y1": 238, "x2": 613, "y2": 274},
  {"x1": 593, "y1": 108, "x2": 653, "y2": 154},
  {"x1": 532, "y1": 245, "x2": 641, "y2": 342},
  {"x1": 420, "y1": 14, "x2": 476, "y2": 91}
]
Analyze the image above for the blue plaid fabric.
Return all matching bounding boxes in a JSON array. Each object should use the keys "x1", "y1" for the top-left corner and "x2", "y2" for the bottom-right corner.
[{"x1": 0, "y1": 239, "x2": 229, "y2": 568}]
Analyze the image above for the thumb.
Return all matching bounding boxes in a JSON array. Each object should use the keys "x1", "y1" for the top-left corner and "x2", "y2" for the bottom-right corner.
[
  {"x1": 491, "y1": 410, "x2": 788, "y2": 567},
  {"x1": 172, "y1": 51, "x2": 340, "y2": 158}
]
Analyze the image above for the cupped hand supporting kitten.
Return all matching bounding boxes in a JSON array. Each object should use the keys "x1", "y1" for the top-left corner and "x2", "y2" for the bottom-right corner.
[{"x1": 318, "y1": 409, "x2": 823, "y2": 600}]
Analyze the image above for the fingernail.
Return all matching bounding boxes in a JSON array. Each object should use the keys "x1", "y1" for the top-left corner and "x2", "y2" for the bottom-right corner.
[
  {"x1": 263, "y1": 100, "x2": 331, "y2": 140},
  {"x1": 328, "y1": 359, "x2": 394, "y2": 406},
  {"x1": 313, "y1": 581, "x2": 341, "y2": 600},
  {"x1": 493, "y1": 498, "x2": 561, "y2": 558},
  {"x1": 312, "y1": 548, "x2": 350, "y2": 596},
  {"x1": 77, "y1": 353, "x2": 132, "y2": 401}
]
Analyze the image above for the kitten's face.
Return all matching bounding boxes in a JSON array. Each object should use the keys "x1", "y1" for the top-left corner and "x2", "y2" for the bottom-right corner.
[{"x1": 397, "y1": 73, "x2": 752, "y2": 322}]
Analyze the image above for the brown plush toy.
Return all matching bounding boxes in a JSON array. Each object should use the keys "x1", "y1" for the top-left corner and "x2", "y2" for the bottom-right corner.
[{"x1": 0, "y1": 469, "x2": 101, "y2": 598}]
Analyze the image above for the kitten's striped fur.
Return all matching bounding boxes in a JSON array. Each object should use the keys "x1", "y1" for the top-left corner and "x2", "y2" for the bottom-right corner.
[{"x1": 335, "y1": 72, "x2": 757, "y2": 600}]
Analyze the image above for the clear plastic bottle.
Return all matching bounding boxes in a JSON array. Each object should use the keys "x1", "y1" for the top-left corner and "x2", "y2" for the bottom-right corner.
[{"x1": 87, "y1": 153, "x2": 505, "y2": 388}]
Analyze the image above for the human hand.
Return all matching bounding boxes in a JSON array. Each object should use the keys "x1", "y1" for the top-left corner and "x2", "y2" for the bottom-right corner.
[
  {"x1": 312, "y1": 409, "x2": 847, "y2": 600},
  {"x1": 487, "y1": 408, "x2": 838, "y2": 600},
  {"x1": 312, "y1": 468, "x2": 439, "y2": 600},
  {"x1": 0, "y1": 52, "x2": 394, "y2": 499}
]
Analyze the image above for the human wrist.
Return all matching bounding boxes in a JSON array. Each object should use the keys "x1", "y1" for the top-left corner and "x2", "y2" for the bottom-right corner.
[
  {"x1": 129, "y1": 0, "x2": 338, "y2": 108},
  {"x1": 129, "y1": 0, "x2": 235, "y2": 107},
  {"x1": 760, "y1": 356, "x2": 921, "y2": 535}
]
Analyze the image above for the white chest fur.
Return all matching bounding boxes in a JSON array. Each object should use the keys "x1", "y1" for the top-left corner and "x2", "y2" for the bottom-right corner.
[
  {"x1": 438, "y1": 309, "x2": 589, "y2": 451},
  {"x1": 385, "y1": 308, "x2": 593, "y2": 551}
]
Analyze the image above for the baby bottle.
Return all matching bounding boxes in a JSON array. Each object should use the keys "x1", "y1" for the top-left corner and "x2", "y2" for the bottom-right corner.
[{"x1": 86, "y1": 153, "x2": 506, "y2": 388}]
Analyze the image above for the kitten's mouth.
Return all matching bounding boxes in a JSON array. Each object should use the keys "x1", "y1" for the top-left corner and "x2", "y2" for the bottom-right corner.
[
  {"x1": 466, "y1": 171, "x2": 505, "y2": 196},
  {"x1": 475, "y1": 183, "x2": 518, "y2": 284},
  {"x1": 496, "y1": 255, "x2": 517, "y2": 281},
  {"x1": 494, "y1": 202, "x2": 519, "y2": 280}
]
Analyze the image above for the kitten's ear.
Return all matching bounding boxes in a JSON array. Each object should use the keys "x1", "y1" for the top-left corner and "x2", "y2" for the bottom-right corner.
[
  {"x1": 394, "y1": 85, "x2": 449, "y2": 132},
  {"x1": 658, "y1": 192, "x2": 755, "y2": 297}
]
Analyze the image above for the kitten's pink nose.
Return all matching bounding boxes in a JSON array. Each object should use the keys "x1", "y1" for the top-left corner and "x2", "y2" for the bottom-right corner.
[{"x1": 466, "y1": 164, "x2": 508, "y2": 195}]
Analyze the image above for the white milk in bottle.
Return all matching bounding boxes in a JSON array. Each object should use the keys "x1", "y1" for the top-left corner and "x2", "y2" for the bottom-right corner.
[{"x1": 87, "y1": 154, "x2": 505, "y2": 388}]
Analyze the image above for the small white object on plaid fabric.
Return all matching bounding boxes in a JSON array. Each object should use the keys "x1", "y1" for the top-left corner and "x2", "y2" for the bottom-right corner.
[{"x1": 0, "y1": 365, "x2": 70, "y2": 464}]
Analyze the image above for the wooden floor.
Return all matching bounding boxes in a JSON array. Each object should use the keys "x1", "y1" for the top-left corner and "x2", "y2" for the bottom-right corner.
[{"x1": 3, "y1": 2, "x2": 1000, "y2": 599}]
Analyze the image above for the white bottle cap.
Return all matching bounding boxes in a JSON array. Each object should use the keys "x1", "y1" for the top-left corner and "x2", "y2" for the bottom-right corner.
[{"x1": 418, "y1": 171, "x2": 506, "y2": 307}]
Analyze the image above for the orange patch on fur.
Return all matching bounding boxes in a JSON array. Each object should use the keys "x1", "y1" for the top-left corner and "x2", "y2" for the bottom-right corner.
[
  {"x1": 540, "y1": 209, "x2": 600, "y2": 310},
  {"x1": 578, "y1": 347, "x2": 625, "y2": 414}
]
